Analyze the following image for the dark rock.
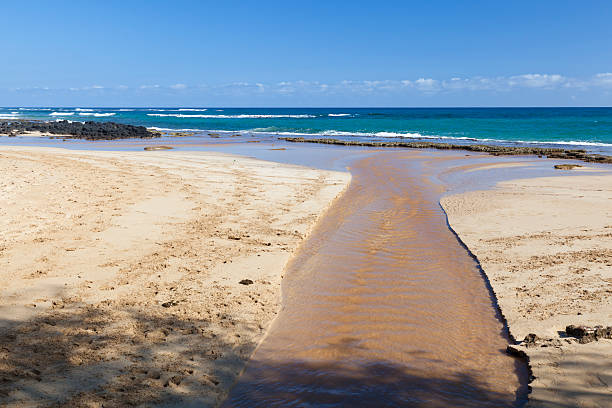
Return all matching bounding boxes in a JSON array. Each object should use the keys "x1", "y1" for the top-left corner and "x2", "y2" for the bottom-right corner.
[
  {"x1": 144, "y1": 145, "x2": 173, "y2": 151},
  {"x1": 279, "y1": 137, "x2": 612, "y2": 165},
  {"x1": 566, "y1": 325, "x2": 612, "y2": 344},
  {"x1": 161, "y1": 301, "x2": 178, "y2": 308},
  {"x1": 523, "y1": 333, "x2": 538, "y2": 347},
  {"x1": 0, "y1": 119, "x2": 159, "y2": 140},
  {"x1": 554, "y1": 164, "x2": 582, "y2": 170},
  {"x1": 239, "y1": 279, "x2": 254, "y2": 285},
  {"x1": 506, "y1": 344, "x2": 528, "y2": 359},
  {"x1": 168, "y1": 131, "x2": 194, "y2": 137}
]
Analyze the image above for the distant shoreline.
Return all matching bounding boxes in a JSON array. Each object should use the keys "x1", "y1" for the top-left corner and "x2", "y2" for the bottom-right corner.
[
  {"x1": 3, "y1": 106, "x2": 612, "y2": 155},
  {"x1": 3, "y1": 118, "x2": 612, "y2": 165}
]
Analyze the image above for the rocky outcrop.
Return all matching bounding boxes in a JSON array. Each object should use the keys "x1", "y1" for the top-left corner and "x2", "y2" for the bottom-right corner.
[
  {"x1": 554, "y1": 164, "x2": 582, "y2": 170},
  {"x1": 566, "y1": 325, "x2": 612, "y2": 344},
  {"x1": 280, "y1": 137, "x2": 612, "y2": 164},
  {"x1": 144, "y1": 146, "x2": 173, "y2": 151},
  {"x1": 0, "y1": 120, "x2": 159, "y2": 140}
]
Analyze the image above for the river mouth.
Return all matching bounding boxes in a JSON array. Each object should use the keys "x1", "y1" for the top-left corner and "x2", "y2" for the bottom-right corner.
[{"x1": 224, "y1": 150, "x2": 528, "y2": 407}]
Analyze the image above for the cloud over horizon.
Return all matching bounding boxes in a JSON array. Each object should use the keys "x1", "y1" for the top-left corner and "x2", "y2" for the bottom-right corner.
[
  {"x1": 8, "y1": 73, "x2": 612, "y2": 95},
  {"x1": 3, "y1": 73, "x2": 612, "y2": 107}
]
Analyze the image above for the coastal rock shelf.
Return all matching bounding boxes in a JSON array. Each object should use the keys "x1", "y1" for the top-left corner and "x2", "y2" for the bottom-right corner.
[
  {"x1": 0, "y1": 120, "x2": 159, "y2": 140},
  {"x1": 280, "y1": 136, "x2": 612, "y2": 164}
]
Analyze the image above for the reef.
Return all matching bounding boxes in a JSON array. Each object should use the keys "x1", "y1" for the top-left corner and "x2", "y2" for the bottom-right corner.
[
  {"x1": 279, "y1": 137, "x2": 612, "y2": 164},
  {"x1": 0, "y1": 120, "x2": 160, "y2": 140}
]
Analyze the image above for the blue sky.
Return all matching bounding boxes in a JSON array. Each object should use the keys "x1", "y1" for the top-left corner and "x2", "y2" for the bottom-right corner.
[{"x1": 1, "y1": 0, "x2": 611, "y2": 107}]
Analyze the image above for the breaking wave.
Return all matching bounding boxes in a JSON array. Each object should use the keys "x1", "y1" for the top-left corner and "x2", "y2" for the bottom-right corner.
[
  {"x1": 78, "y1": 112, "x2": 116, "y2": 117},
  {"x1": 147, "y1": 114, "x2": 315, "y2": 119}
]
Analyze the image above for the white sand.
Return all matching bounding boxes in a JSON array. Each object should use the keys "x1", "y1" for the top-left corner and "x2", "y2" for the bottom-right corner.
[
  {"x1": 0, "y1": 146, "x2": 350, "y2": 407},
  {"x1": 442, "y1": 170, "x2": 612, "y2": 407}
]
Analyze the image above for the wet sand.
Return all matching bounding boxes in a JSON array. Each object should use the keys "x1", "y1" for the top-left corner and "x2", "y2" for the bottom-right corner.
[{"x1": 224, "y1": 151, "x2": 528, "y2": 407}]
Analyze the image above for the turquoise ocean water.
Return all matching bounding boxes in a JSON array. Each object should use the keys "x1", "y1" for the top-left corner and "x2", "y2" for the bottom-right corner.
[{"x1": 2, "y1": 107, "x2": 612, "y2": 154}]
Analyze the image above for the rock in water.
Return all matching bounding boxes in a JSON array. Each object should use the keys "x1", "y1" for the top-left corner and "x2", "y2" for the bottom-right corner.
[
  {"x1": 0, "y1": 120, "x2": 159, "y2": 140},
  {"x1": 554, "y1": 164, "x2": 582, "y2": 170},
  {"x1": 144, "y1": 146, "x2": 173, "y2": 151}
]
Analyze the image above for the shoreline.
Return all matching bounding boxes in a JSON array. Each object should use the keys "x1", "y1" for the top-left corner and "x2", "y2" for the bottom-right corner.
[
  {"x1": 2, "y1": 117, "x2": 612, "y2": 160},
  {"x1": 441, "y1": 167, "x2": 612, "y2": 407},
  {"x1": 226, "y1": 168, "x2": 353, "y2": 394}
]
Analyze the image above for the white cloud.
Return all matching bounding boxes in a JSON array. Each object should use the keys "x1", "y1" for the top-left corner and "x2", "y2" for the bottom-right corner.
[
  {"x1": 414, "y1": 78, "x2": 440, "y2": 92},
  {"x1": 7, "y1": 73, "x2": 612, "y2": 97},
  {"x1": 507, "y1": 74, "x2": 566, "y2": 89},
  {"x1": 593, "y1": 73, "x2": 612, "y2": 86},
  {"x1": 216, "y1": 74, "x2": 612, "y2": 95}
]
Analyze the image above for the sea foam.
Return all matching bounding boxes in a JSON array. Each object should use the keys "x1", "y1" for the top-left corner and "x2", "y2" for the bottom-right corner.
[
  {"x1": 147, "y1": 114, "x2": 315, "y2": 119},
  {"x1": 78, "y1": 112, "x2": 116, "y2": 117},
  {"x1": 148, "y1": 126, "x2": 206, "y2": 132}
]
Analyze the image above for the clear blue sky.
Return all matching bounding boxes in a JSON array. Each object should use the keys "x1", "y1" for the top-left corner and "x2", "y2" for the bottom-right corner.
[{"x1": 1, "y1": 0, "x2": 611, "y2": 107}]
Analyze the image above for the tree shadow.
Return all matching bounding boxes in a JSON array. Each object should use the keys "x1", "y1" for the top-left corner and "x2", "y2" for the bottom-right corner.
[
  {"x1": 527, "y1": 346, "x2": 612, "y2": 408},
  {"x1": 223, "y1": 357, "x2": 526, "y2": 408},
  {"x1": 4, "y1": 301, "x2": 607, "y2": 408},
  {"x1": 0, "y1": 303, "x2": 257, "y2": 407}
]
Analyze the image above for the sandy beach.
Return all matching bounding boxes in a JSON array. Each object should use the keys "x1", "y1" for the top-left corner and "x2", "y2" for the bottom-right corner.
[
  {"x1": 3, "y1": 1, "x2": 611, "y2": 406},
  {"x1": 0, "y1": 146, "x2": 349, "y2": 407},
  {"x1": 442, "y1": 167, "x2": 612, "y2": 407},
  {"x1": 1, "y1": 143, "x2": 611, "y2": 407}
]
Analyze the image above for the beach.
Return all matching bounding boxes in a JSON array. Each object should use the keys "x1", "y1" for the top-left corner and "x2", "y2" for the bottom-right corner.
[
  {"x1": 442, "y1": 166, "x2": 612, "y2": 407},
  {"x1": 0, "y1": 146, "x2": 349, "y2": 406},
  {"x1": 3, "y1": 0, "x2": 612, "y2": 405},
  {"x1": 0, "y1": 142, "x2": 611, "y2": 407}
]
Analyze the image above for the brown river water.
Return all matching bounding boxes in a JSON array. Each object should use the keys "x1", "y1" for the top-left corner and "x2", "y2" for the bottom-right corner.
[{"x1": 223, "y1": 150, "x2": 528, "y2": 407}]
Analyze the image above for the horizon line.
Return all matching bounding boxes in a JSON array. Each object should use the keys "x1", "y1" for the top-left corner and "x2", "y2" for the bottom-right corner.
[{"x1": 3, "y1": 106, "x2": 612, "y2": 109}]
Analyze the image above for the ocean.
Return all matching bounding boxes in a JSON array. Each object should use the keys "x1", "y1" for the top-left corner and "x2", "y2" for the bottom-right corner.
[{"x1": 2, "y1": 107, "x2": 612, "y2": 154}]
